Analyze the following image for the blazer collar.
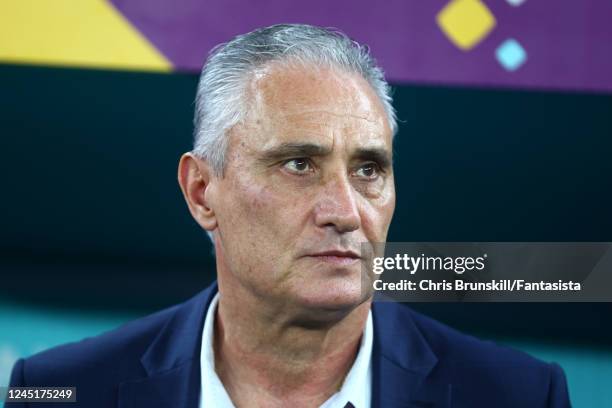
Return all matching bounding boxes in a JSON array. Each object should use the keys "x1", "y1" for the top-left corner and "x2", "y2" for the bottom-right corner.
[
  {"x1": 371, "y1": 301, "x2": 451, "y2": 408},
  {"x1": 119, "y1": 282, "x2": 219, "y2": 408}
]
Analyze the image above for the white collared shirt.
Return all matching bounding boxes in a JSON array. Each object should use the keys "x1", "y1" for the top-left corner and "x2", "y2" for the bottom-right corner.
[{"x1": 199, "y1": 292, "x2": 373, "y2": 408}]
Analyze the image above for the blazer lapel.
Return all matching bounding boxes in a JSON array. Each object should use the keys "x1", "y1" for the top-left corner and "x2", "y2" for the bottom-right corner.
[
  {"x1": 118, "y1": 282, "x2": 219, "y2": 408},
  {"x1": 371, "y1": 302, "x2": 451, "y2": 408}
]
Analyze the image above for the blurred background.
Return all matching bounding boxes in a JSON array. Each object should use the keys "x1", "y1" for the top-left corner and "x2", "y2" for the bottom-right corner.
[{"x1": 1, "y1": 0, "x2": 611, "y2": 406}]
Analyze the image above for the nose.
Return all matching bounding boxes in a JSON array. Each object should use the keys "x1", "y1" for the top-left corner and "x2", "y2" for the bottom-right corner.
[{"x1": 313, "y1": 174, "x2": 361, "y2": 234}]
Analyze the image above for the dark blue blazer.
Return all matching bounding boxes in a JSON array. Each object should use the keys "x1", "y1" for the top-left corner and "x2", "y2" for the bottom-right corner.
[{"x1": 6, "y1": 282, "x2": 570, "y2": 407}]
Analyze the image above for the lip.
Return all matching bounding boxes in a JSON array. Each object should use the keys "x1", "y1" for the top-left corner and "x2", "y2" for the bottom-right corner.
[{"x1": 306, "y1": 249, "x2": 361, "y2": 265}]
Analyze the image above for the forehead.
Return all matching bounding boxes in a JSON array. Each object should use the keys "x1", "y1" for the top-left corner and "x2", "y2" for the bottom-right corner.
[{"x1": 243, "y1": 62, "x2": 392, "y2": 146}]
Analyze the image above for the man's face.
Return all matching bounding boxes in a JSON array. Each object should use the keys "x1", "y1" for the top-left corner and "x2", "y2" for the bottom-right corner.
[{"x1": 210, "y1": 63, "x2": 395, "y2": 314}]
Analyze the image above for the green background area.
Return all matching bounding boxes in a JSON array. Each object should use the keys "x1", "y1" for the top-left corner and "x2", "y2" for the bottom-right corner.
[{"x1": 1, "y1": 64, "x2": 611, "y2": 406}]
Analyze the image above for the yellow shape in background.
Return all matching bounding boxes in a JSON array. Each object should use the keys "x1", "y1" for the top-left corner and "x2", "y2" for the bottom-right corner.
[
  {"x1": 437, "y1": 0, "x2": 497, "y2": 51},
  {"x1": 0, "y1": 0, "x2": 171, "y2": 71}
]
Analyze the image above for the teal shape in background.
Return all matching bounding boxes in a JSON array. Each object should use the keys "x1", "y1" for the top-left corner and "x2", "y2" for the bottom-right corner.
[{"x1": 496, "y1": 38, "x2": 528, "y2": 71}]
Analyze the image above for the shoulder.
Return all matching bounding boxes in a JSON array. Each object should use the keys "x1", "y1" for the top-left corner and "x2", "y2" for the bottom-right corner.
[
  {"x1": 7, "y1": 284, "x2": 217, "y2": 407},
  {"x1": 11, "y1": 301, "x2": 183, "y2": 387},
  {"x1": 408, "y1": 305, "x2": 540, "y2": 366},
  {"x1": 373, "y1": 302, "x2": 571, "y2": 407},
  {"x1": 377, "y1": 302, "x2": 548, "y2": 366}
]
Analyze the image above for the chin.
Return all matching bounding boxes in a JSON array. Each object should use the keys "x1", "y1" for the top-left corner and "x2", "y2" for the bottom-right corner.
[{"x1": 291, "y1": 278, "x2": 370, "y2": 313}]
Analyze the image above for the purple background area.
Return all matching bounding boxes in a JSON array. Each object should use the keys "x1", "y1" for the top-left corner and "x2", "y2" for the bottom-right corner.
[{"x1": 110, "y1": 0, "x2": 612, "y2": 92}]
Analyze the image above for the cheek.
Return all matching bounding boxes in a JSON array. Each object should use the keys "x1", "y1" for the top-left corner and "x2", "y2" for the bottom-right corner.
[
  {"x1": 226, "y1": 175, "x2": 300, "y2": 242},
  {"x1": 361, "y1": 187, "x2": 396, "y2": 240},
  {"x1": 216, "y1": 180, "x2": 285, "y2": 279}
]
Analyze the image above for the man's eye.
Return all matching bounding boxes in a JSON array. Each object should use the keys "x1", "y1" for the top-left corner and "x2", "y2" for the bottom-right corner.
[
  {"x1": 282, "y1": 158, "x2": 312, "y2": 174},
  {"x1": 354, "y1": 163, "x2": 381, "y2": 180}
]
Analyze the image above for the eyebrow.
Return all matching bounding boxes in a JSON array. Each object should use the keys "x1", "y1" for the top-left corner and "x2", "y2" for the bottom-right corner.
[
  {"x1": 260, "y1": 143, "x2": 331, "y2": 162},
  {"x1": 353, "y1": 147, "x2": 393, "y2": 169},
  {"x1": 259, "y1": 142, "x2": 393, "y2": 168}
]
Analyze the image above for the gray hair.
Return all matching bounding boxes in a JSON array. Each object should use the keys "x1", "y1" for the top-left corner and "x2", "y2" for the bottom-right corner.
[{"x1": 191, "y1": 23, "x2": 398, "y2": 245}]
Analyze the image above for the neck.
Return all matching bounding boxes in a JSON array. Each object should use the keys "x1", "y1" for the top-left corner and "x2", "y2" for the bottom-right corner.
[{"x1": 213, "y1": 277, "x2": 370, "y2": 407}]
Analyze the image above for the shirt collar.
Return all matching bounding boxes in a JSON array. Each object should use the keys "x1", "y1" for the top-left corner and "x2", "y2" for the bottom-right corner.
[
  {"x1": 199, "y1": 291, "x2": 373, "y2": 408},
  {"x1": 320, "y1": 305, "x2": 373, "y2": 408}
]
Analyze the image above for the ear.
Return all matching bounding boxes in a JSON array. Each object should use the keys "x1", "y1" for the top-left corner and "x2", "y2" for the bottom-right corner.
[{"x1": 177, "y1": 152, "x2": 218, "y2": 232}]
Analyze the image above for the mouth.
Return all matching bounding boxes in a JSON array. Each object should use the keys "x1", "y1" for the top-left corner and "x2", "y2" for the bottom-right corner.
[{"x1": 306, "y1": 250, "x2": 361, "y2": 266}]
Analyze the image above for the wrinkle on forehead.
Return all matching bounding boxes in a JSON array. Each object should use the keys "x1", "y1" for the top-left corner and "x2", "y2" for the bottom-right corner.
[
  {"x1": 280, "y1": 110, "x2": 379, "y2": 124},
  {"x1": 244, "y1": 61, "x2": 390, "y2": 135}
]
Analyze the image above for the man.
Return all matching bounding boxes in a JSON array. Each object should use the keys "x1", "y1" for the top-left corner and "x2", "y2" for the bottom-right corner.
[{"x1": 6, "y1": 24, "x2": 570, "y2": 407}]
